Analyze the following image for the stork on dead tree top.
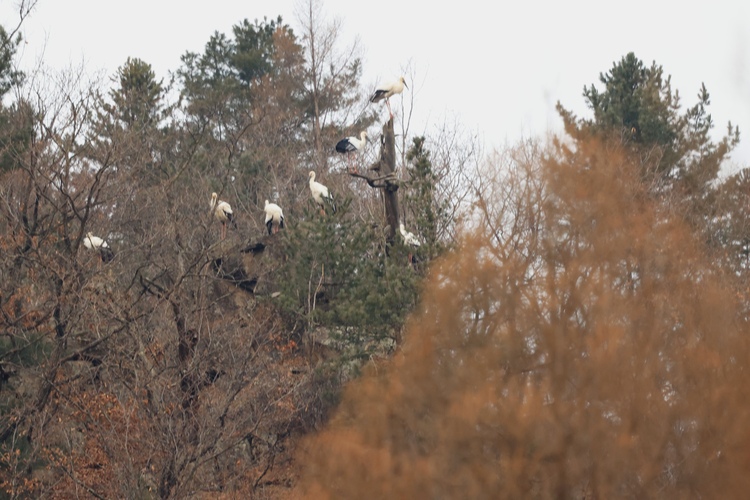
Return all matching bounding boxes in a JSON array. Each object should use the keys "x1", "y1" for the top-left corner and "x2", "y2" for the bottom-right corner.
[{"x1": 370, "y1": 76, "x2": 407, "y2": 118}]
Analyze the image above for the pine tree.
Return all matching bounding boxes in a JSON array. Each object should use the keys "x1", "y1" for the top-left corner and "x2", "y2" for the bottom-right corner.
[
  {"x1": 0, "y1": 99, "x2": 33, "y2": 173},
  {"x1": 109, "y1": 57, "x2": 166, "y2": 130},
  {"x1": 177, "y1": 16, "x2": 297, "y2": 126},
  {"x1": 86, "y1": 57, "x2": 174, "y2": 189},
  {"x1": 403, "y1": 136, "x2": 449, "y2": 261},
  {"x1": 0, "y1": 25, "x2": 23, "y2": 98},
  {"x1": 276, "y1": 197, "x2": 419, "y2": 364},
  {"x1": 557, "y1": 52, "x2": 739, "y2": 197},
  {"x1": 176, "y1": 17, "x2": 308, "y2": 212},
  {"x1": 0, "y1": 24, "x2": 27, "y2": 174}
]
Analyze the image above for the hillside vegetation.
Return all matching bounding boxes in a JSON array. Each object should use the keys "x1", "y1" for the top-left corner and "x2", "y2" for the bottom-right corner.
[
  {"x1": 301, "y1": 136, "x2": 750, "y2": 499},
  {"x1": 2, "y1": 5, "x2": 750, "y2": 499}
]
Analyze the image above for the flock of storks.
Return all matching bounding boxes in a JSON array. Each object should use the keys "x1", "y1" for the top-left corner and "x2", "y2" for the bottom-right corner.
[{"x1": 84, "y1": 77, "x2": 421, "y2": 264}]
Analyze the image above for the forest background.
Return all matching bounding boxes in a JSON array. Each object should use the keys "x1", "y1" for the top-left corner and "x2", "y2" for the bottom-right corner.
[{"x1": 2, "y1": 0, "x2": 750, "y2": 498}]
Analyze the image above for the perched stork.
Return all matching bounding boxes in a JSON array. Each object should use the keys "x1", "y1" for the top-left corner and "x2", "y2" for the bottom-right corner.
[
  {"x1": 84, "y1": 232, "x2": 114, "y2": 263},
  {"x1": 263, "y1": 200, "x2": 285, "y2": 235},
  {"x1": 370, "y1": 76, "x2": 408, "y2": 118},
  {"x1": 399, "y1": 222, "x2": 421, "y2": 264},
  {"x1": 335, "y1": 131, "x2": 367, "y2": 173},
  {"x1": 399, "y1": 223, "x2": 421, "y2": 247},
  {"x1": 210, "y1": 192, "x2": 237, "y2": 240},
  {"x1": 308, "y1": 171, "x2": 336, "y2": 214}
]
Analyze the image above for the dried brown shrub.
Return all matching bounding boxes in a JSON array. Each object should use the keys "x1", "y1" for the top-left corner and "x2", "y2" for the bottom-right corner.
[{"x1": 299, "y1": 136, "x2": 750, "y2": 499}]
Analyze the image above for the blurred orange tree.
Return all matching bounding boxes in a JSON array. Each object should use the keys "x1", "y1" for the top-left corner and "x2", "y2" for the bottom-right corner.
[{"x1": 300, "y1": 136, "x2": 750, "y2": 499}]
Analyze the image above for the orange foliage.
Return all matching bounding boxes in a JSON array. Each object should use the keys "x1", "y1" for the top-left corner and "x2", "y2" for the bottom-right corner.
[
  {"x1": 299, "y1": 137, "x2": 750, "y2": 498},
  {"x1": 44, "y1": 390, "x2": 145, "y2": 498}
]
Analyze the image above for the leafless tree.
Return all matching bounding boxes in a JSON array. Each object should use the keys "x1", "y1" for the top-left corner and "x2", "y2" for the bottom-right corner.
[
  {"x1": 295, "y1": 0, "x2": 369, "y2": 171},
  {"x1": 0, "y1": 59, "x2": 330, "y2": 498}
]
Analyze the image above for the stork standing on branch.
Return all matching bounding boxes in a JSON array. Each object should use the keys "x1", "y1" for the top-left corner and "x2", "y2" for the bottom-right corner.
[
  {"x1": 335, "y1": 131, "x2": 368, "y2": 173},
  {"x1": 370, "y1": 76, "x2": 407, "y2": 118},
  {"x1": 84, "y1": 232, "x2": 115, "y2": 263},
  {"x1": 210, "y1": 192, "x2": 237, "y2": 240},
  {"x1": 263, "y1": 200, "x2": 285, "y2": 235},
  {"x1": 399, "y1": 222, "x2": 422, "y2": 264},
  {"x1": 399, "y1": 223, "x2": 421, "y2": 247},
  {"x1": 308, "y1": 171, "x2": 337, "y2": 215}
]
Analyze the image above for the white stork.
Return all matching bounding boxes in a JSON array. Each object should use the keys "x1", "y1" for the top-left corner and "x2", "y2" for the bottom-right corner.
[
  {"x1": 399, "y1": 223, "x2": 421, "y2": 247},
  {"x1": 263, "y1": 200, "x2": 285, "y2": 235},
  {"x1": 335, "y1": 131, "x2": 367, "y2": 173},
  {"x1": 370, "y1": 76, "x2": 408, "y2": 118},
  {"x1": 83, "y1": 232, "x2": 115, "y2": 263},
  {"x1": 399, "y1": 222, "x2": 421, "y2": 264},
  {"x1": 210, "y1": 192, "x2": 237, "y2": 240},
  {"x1": 308, "y1": 171, "x2": 336, "y2": 214}
]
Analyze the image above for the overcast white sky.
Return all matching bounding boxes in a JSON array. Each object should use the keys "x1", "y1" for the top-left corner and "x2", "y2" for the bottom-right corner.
[{"x1": 2, "y1": 0, "x2": 749, "y2": 169}]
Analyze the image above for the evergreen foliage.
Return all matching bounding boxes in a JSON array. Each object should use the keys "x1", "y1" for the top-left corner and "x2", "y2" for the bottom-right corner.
[
  {"x1": 557, "y1": 52, "x2": 739, "y2": 197},
  {"x1": 556, "y1": 51, "x2": 742, "y2": 260},
  {"x1": 86, "y1": 57, "x2": 177, "y2": 192},
  {"x1": 177, "y1": 17, "x2": 301, "y2": 119},
  {"x1": 175, "y1": 17, "x2": 310, "y2": 215},
  {"x1": 0, "y1": 99, "x2": 33, "y2": 173},
  {"x1": 0, "y1": 9, "x2": 435, "y2": 497},
  {"x1": 231, "y1": 18, "x2": 281, "y2": 84},
  {"x1": 108, "y1": 57, "x2": 166, "y2": 130},
  {"x1": 2, "y1": 8, "x2": 745, "y2": 496},
  {"x1": 301, "y1": 136, "x2": 750, "y2": 500},
  {"x1": 404, "y1": 136, "x2": 449, "y2": 260},
  {"x1": 0, "y1": 25, "x2": 23, "y2": 98},
  {"x1": 276, "y1": 198, "x2": 419, "y2": 357},
  {"x1": 0, "y1": 25, "x2": 27, "y2": 174}
]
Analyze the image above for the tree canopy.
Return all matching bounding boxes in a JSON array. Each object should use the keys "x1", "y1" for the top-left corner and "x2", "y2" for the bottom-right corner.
[
  {"x1": 0, "y1": 24, "x2": 23, "y2": 98},
  {"x1": 0, "y1": 6, "x2": 748, "y2": 496},
  {"x1": 557, "y1": 52, "x2": 739, "y2": 196},
  {"x1": 0, "y1": 6, "x2": 457, "y2": 497}
]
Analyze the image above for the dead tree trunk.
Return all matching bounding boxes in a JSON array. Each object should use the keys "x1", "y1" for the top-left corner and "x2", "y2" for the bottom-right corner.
[
  {"x1": 381, "y1": 119, "x2": 400, "y2": 244},
  {"x1": 350, "y1": 118, "x2": 400, "y2": 245}
]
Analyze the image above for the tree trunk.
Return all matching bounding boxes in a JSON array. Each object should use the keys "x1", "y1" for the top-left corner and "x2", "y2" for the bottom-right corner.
[
  {"x1": 380, "y1": 118, "x2": 399, "y2": 244},
  {"x1": 349, "y1": 118, "x2": 400, "y2": 244}
]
